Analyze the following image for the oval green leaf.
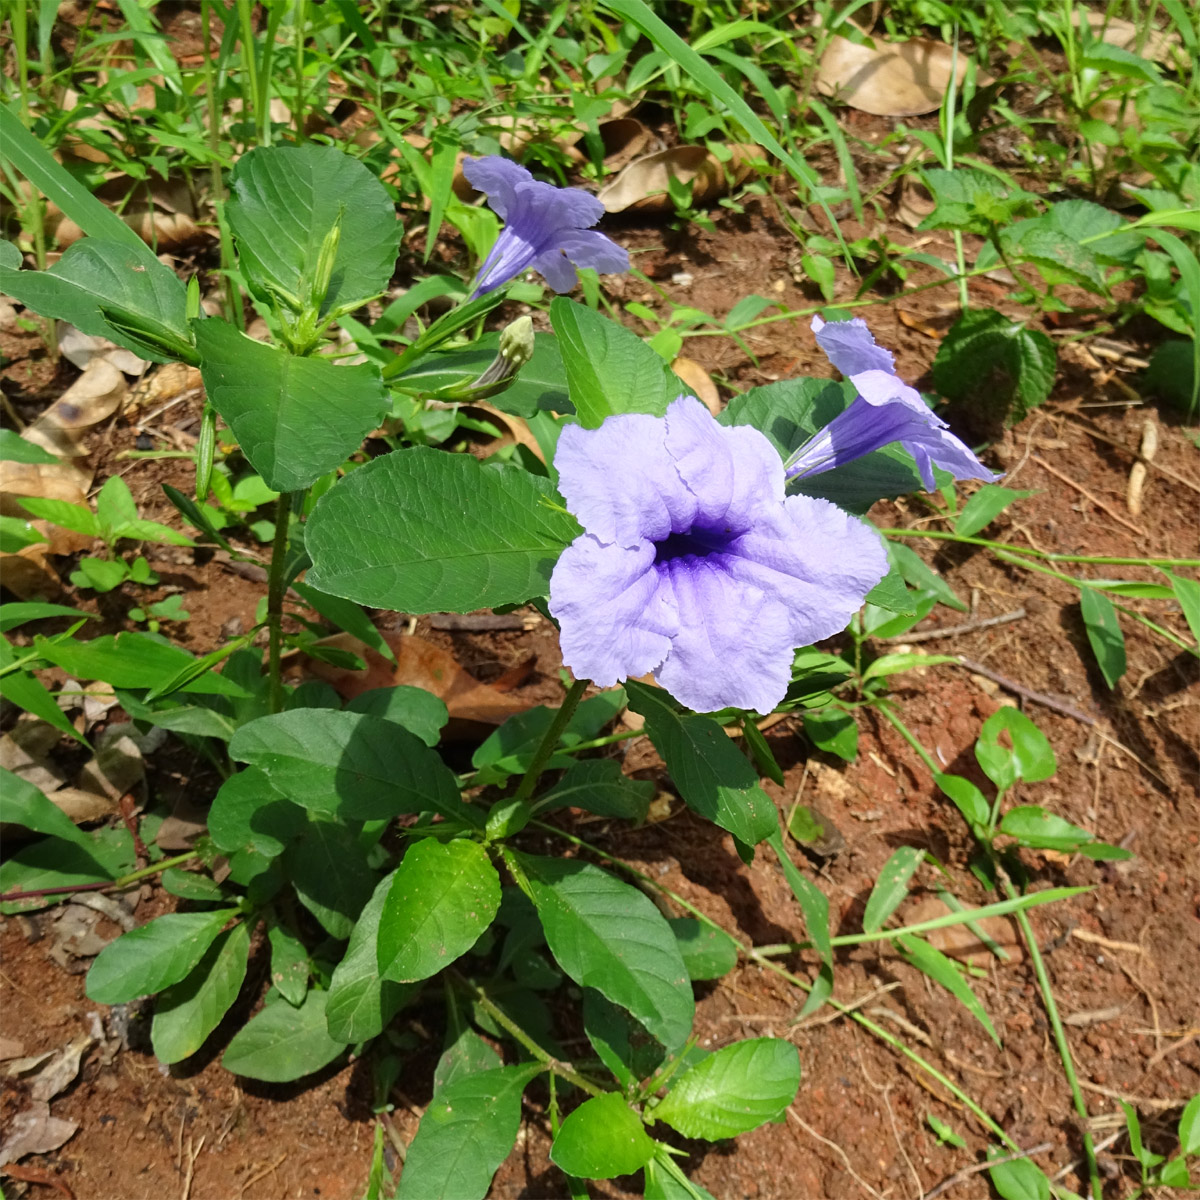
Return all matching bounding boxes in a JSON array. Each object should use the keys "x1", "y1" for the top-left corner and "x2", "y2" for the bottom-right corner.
[{"x1": 550, "y1": 1092, "x2": 656, "y2": 1179}]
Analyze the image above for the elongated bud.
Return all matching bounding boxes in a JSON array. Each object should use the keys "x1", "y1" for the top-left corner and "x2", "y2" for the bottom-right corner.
[
  {"x1": 99, "y1": 303, "x2": 200, "y2": 366},
  {"x1": 309, "y1": 207, "x2": 345, "y2": 312},
  {"x1": 428, "y1": 316, "x2": 537, "y2": 404},
  {"x1": 194, "y1": 403, "x2": 216, "y2": 502}
]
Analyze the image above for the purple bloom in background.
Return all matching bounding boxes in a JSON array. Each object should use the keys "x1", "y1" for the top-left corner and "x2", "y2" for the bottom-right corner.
[
  {"x1": 549, "y1": 396, "x2": 888, "y2": 714},
  {"x1": 785, "y1": 316, "x2": 1000, "y2": 491},
  {"x1": 463, "y1": 156, "x2": 629, "y2": 298}
]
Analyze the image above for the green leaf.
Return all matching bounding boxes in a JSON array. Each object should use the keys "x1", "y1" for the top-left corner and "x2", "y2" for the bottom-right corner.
[
  {"x1": 888, "y1": 542, "x2": 967, "y2": 612},
  {"x1": 291, "y1": 580, "x2": 396, "y2": 665},
  {"x1": 0, "y1": 768, "x2": 95, "y2": 848},
  {"x1": 17, "y1": 497, "x2": 99, "y2": 538},
  {"x1": 987, "y1": 1150, "x2": 1050, "y2": 1200},
  {"x1": 918, "y1": 168, "x2": 1038, "y2": 234},
  {"x1": 535, "y1": 759, "x2": 654, "y2": 822},
  {"x1": 954, "y1": 486, "x2": 1035, "y2": 538},
  {"x1": 626, "y1": 680, "x2": 777, "y2": 846},
  {"x1": 1179, "y1": 1092, "x2": 1200, "y2": 1155},
  {"x1": 517, "y1": 853, "x2": 694, "y2": 1052},
  {"x1": 897, "y1": 933, "x2": 1000, "y2": 1045},
  {"x1": 0, "y1": 827, "x2": 131, "y2": 913},
  {"x1": 977, "y1": 708, "x2": 1056, "y2": 789},
  {"x1": 228, "y1": 709, "x2": 473, "y2": 824},
  {"x1": 306, "y1": 446, "x2": 580, "y2": 613},
  {"x1": 161, "y1": 868, "x2": 225, "y2": 902},
  {"x1": 645, "y1": 1153, "x2": 719, "y2": 1200},
  {"x1": 769, "y1": 833, "x2": 832, "y2": 969},
  {"x1": 223, "y1": 989, "x2": 344, "y2": 1081},
  {"x1": 934, "y1": 773, "x2": 990, "y2": 829},
  {"x1": 151, "y1": 921, "x2": 251, "y2": 1064},
  {"x1": 71, "y1": 556, "x2": 129, "y2": 593},
  {"x1": 0, "y1": 514, "x2": 43, "y2": 553},
  {"x1": 0, "y1": 238, "x2": 192, "y2": 364},
  {"x1": 862, "y1": 846, "x2": 925, "y2": 933},
  {"x1": 326, "y1": 870, "x2": 415, "y2": 1043},
  {"x1": 227, "y1": 144, "x2": 401, "y2": 315},
  {"x1": 377, "y1": 839, "x2": 501, "y2": 983},
  {"x1": 346, "y1": 686, "x2": 449, "y2": 748},
  {"x1": 927, "y1": 1114, "x2": 967, "y2": 1149},
  {"x1": 205, "y1": 768, "x2": 304, "y2": 857},
  {"x1": 668, "y1": 918, "x2": 738, "y2": 981},
  {"x1": 864, "y1": 567, "x2": 918, "y2": 617},
  {"x1": 998, "y1": 806, "x2": 1099, "y2": 852},
  {"x1": 284, "y1": 820, "x2": 379, "y2": 940},
  {"x1": 550, "y1": 1093, "x2": 656, "y2": 1179},
  {"x1": 0, "y1": 431, "x2": 58, "y2": 465},
  {"x1": 802, "y1": 709, "x2": 858, "y2": 761},
  {"x1": 932, "y1": 309, "x2": 1056, "y2": 425},
  {"x1": 87, "y1": 910, "x2": 238, "y2": 1004},
  {"x1": 582, "y1": 988, "x2": 665, "y2": 1089},
  {"x1": 0, "y1": 602, "x2": 89, "y2": 633},
  {"x1": 396, "y1": 1065, "x2": 540, "y2": 1200},
  {"x1": 862, "y1": 652, "x2": 957, "y2": 682},
  {"x1": 435, "y1": 1019, "x2": 502, "y2": 1092},
  {"x1": 997, "y1": 219, "x2": 1109, "y2": 293},
  {"x1": 1079, "y1": 587, "x2": 1126, "y2": 688},
  {"x1": 267, "y1": 921, "x2": 310, "y2": 1006},
  {"x1": 1081, "y1": 41, "x2": 1161, "y2": 82},
  {"x1": 650, "y1": 1038, "x2": 799, "y2": 1140},
  {"x1": 549, "y1": 297, "x2": 681, "y2": 427},
  {"x1": 193, "y1": 317, "x2": 389, "y2": 492}
]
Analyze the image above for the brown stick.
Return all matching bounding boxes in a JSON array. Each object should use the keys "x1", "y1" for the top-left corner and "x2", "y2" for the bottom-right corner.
[
  {"x1": 874, "y1": 608, "x2": 1026, "y2": 645},
  {"x1": 925, "y1": 1142, "x2": 1054, "y2": 1199},
  {"x1": 955, "y1": 657, "x2": 1096, "y2": 726},
  {"x1": 1030, "y1": 453, "x2": 1143, "y2": 534}
]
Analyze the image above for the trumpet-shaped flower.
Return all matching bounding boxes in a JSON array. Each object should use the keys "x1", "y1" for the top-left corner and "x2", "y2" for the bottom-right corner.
[
  {"x1": 785, "y1": 316, "x2": 1000, "y2": 491},
  {"x1": 463, "y1": 157, "x2": 629, "y2": 299},
  {"x1": 549, "y1": 396, "x2": 888, "y2": 714}
]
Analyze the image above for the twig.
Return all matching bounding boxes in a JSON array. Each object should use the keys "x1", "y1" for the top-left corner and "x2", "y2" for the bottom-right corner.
[
  {"x1": 1030, "y1": 453, "x2": 1143, "y2": 534},
  {"x1": 925, "y1": 1142, "x2": 1053, "y2": 1200},
  {"x1": 1065, "y1": 413, "x2": 1200, "y2": 495},
  {"x1": 180, "y1": 1135, "x2": 205, "y2": 1200},
  {"x1": 1146, "y1": 1028, "x2": 1200, "y2": 1070},
  {"x1": 428, "y1": 612, "x2": 530, "y2": 631},
  {"x1": 237, "y1": 1154, "x2": 286, "y2": 1199},
  {"x1": 787, "y1": 1109, "x2": 888, "y2": 1200},
  {"x1": 875, "y1": 608, "x2": 1026, "y2": 645},
  {"x1": 955, "y1": 657, "x2": 1096, "y2": 725},
  {"x1": 1078, "y1": 1081, "x2": 1181, "y2": 1110},
  {"x1": 1070, "y1": 928, "x2": 1142, "y2": 954},
  {"x1": 1, "y1": 851, "x2": 199, "y2": 903}
]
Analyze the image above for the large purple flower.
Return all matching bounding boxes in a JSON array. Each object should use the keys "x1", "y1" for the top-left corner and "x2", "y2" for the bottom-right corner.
[
  {"x1": 785, "y1": 316, "x2": 1000, "y2": 491},
  {"x1": 463, "y1": 157, "x2": 629, "y2": 299},
  {"x1": 548, "y1": 396, "x2": 888, "y2": 714}
]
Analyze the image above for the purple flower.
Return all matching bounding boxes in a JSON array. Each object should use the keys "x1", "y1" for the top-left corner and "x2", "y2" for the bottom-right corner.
[
  {"x1": 463, "y1": 157, "x2": 629, "y2": 299},
  {"x1": 785, "y1": 316, "x2": 1000, "y2": 491},
  {"x1": 548, "y1": 396, "x2": 888, "y2": 714}
]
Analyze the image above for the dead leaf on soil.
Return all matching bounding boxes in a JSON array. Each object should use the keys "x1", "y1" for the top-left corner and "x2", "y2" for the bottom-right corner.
[
  {"x1": 597, "y1": 145, "x2": 762, "y2": 214},
  {"x1": 0, "y1": 1101, "x2": 80, "y2": 1167},
  {"x1": 895, "y1": 174, "x2": 937, "y2": 229},
  {"x1": 74, "y1": 723, "x2": 150, "y2": 806},
  {"x1": 905, "y1": 896, "x2": 1024, "y2": 965},
  {"x1": 5, "y1": 1034, "x2": 93, "y2": 1103},
  {"x1": 303, "y1": 632, "x2": 533, "y2": 736},
  {"x1": 816, "y1": 34, "x2": 990, "y2": 117},
  {"x1": 1073, "y1": 11, "x2": 1185, "y2": 69},
  {"x1": 25, "y1": 358, "x2": 129, "y2": 444},
  {"x1": 0, "y1": 718, "x2": 71, "y2": 795},
  {"x1": 0, "y1": 545, "x2": 63, "y2": 600},
  {"x1": 564, "y1": 116, "x2": 654, "y2": 173},
  {"x1": 670, "y1": 357, "x2": 720, "y2": 416},
  {"x1": 46, "y1": 904, "x2": 114, "y2": 965},
  {"x1": 464, "y1": 402, "x2": 546, "y2": 463},
  {"x1": 57, "y1": 325, "x2": 148, "y2": 377},
  {"x1": 0, "y1": 1038, "x2": 26, "y2": 1061},
  {"x1": 0, "y1": 458, "x2": 92, "y2": 555}
]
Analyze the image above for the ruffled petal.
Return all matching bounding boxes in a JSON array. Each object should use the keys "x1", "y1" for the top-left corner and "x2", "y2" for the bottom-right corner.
[
  {"x1": 462, "y1": 156, "x2": 529, "y2": 221},
  {"x1": 812, "y1": 315, "x2": 896, "y2": 376},
  {"x1": 653, "y1": 561, "x2": 795, "y2": 713},
  {"x1": 549, "y1": 536, "x2": 675, "y2": 687},
  {"x1": 552, "y1": 228, "x2": 630, "y2": 276},
  {"x1": 664, "y1": 395, "x2": 785, "y2": 532},
  {"x1": 536, "y1": 184, "x2": 607, "y2": 230},
  {"x1": 529, "y1": 245, "x2": 581, "y2": 293},
  {"x1": 847, "y1": 368, "x2": 934, "y2": 417},
  {"x1": 554, "y1": 415, "x2": 698, "y2": 548},
  {"x1": 473, "y1": 227, "x2": 540, "y2": 296},
  {"x1": 722, "y1": 494, "x2": 889, "y2": 646}
]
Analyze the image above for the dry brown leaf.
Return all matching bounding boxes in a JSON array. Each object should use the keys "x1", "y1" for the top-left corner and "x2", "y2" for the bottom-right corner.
[
  {"x1": 0, "y1": 1101, "x2": 80, "y2": 1167},
  {"x1": 140, "y1": 362, "x2": 203, "y2": 408},
  {"x1": 5, "y1": 1034, "x2": 93, "y2": 1103},
  {"x1": 1074, "y1": 11, "x2": 1184, "y2": 68},
  {"x1": 74, "y1": 724, "x2": 149, "y2": 805},
  {"x1": 816, "y1": 34, "x2": 987, "y2": 117},
  {"x1": 0, "y1": 1038, "x2": 26, "y2": 1061},
  {"x1": 49, "y1": 172, "x2": 204, "y2": 251},
  {"x1": 57, "y1": 325, "x2": 148, "y2": 376},
  {"x1": 597, "y1": 145, "x2": 761, "y2": 214},
  {"x1": 0, "y1": 720, "x2": 71, "y2": 795},
  {"x1": 303, "y1": 632, "x2": 532, "y2": 737},
  {"x1": 0, "y1": 546, "x2": 63, "y2": 599},
  {"x1": 466, "y1": 402, "x2": 546, "y2": 463},
  {"x1": 895, "y1": 174, "x2": 937, "y2": 229},
  {"x1": 25, "y1": 359, "x2": 128, "y2": 445},
  {"x1": 670, "y1": 357, "x2": 720, "y2": 416},
  {"x1": 564, "y1": 117, "x2": 654, "y2": 173}
]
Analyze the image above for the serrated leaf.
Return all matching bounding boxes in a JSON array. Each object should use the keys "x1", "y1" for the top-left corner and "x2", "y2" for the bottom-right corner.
[
  {"x1": 223, "y1": 989, "x2": 344, "y2": 1081},
  {"x1": 227, "y1": 144, "x2": 401, "y2": 315},
  {"x1": 954, "y1": 485, "x2": 1035, "y2": 538},
  {"x1": 862, "y1": 846, "x2": 925, "y2": 933},
  {"x1": 87, "y1": 910, "x2": 237, "y2": 1004},
  {"x1": 550, "y1": 1093, "x2": 656, "y2": 1179},
  {"x1": 1080, "y1": 587, "x2": 1126, "y2": 688},
  {"x1": 918, "y1": 168, "x2": 1038, "y2": 234},
  {"x1": 651, "y1": 1038, "x2": 799, "y2": 1140},
  {"x1": 151, "y1": 921, "x2": 251, "y2": 1064},
  {"x1": 305, "y1": 446, "x2": 581, "y2": 613},
  {"x1": 377, "y1": 839, "x2": 501, "y2": 983},
  {"x1": 550, "y1": 298, "x2": 680, "y2": 427},
  {"x1": 932, "y1": 308, "x2": 1056, "y2": 425},
  {"x1": 626, "y1": 680, "x2": 777, "y2": 846},
  {"x1": 326, "y1": 870, "x2": 415, "y2": 1043},
  {"x1": 396, "y1": 1065, "x2": 540, "y2": 1200},
  {"x1": 193, "y1": 317, "x2": 388, "y2": 492},
  {"x1": 897, "y1": 933, "x2": 1000, "y2": 1044},
  {"x1": 228, "y1": 709, "x2": 473, "y2": 825},
  {"x1": 517, "y1": 853, "x2": 693, "y2": 1052}
]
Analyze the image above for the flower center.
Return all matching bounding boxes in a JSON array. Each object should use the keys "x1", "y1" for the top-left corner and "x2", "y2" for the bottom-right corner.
[{"x1": 653, "y1": 526, "x2": 732, "y2": 566}]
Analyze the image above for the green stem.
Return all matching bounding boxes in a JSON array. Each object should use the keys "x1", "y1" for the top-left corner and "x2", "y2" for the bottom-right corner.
[
  {"x1": 878, "y1": 528, "x2": 1200, "y2": 568},
  {"x1": 559, "y1": 727, "x2": 642, "y2": 756},
  {"x1": 451, "y1": 972, "x2": 603, "y2": 1096},
  {"x1": 265, "y1": 492, "x2": 293, "y2": 714},
  {"x1": 511, "y1": 678, "x2": 590, "y2": 803},
  {"x1": 531, "y1": 821, "x2": 1018, "y2": 1149},
  {"x1": 2, "y1": 851, "x2": 200, "y2": 903}
]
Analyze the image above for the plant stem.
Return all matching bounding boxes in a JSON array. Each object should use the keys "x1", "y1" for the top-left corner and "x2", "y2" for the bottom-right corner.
[
  {"x1": 265, "y1": 491, "x2": 293, "y2": 714},
  {"x1": 2, "y1": 851, "x2": 201, "y2": 903},
  {"x1": 879, "y1": 528, "x2": 1200, "y2": 568},
  {"x1": 511, "y1": 677, "x2": 590, "y2": 803},
  {"x1": 451, "y1": 972, "x2": 603, "y2": 1097}
]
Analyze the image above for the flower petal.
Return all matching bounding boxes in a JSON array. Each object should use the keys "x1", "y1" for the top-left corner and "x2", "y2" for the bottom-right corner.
[
  {"x1": 664, "y1": 395, "x2": 785, "y2": 532},
  {"x1": 812, "y1": 315, "x2": 896, "y2": 376},
  {"x1": 549, "y1": 536, "x2": 675, "y2": 686},
  {"x1": 462, "y1": 156, "x2": 530, "y2": 221},
  {"x1": 722, "y1": 494, "x2": 888, "y2": 646},
  {"x1": 554, "y1": 415, "x2": 698, "y2": 548},
  {"x1": 474, "y1": 227, "x2": 539, "y2": 296},
  {"x1": 653, "y1": 561, "x2": 795, "y2": 713}
]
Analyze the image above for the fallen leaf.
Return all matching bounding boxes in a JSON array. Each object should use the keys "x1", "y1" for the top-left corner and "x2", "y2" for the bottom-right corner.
[
  {"x1": 565, "y1": 116, "x2": 654, "y2": 173},
  {"x1": 5, "y1": 1034, "x2": 93, "y2": 1102},
  {"x1": 465, "y1": 402, "x2": 546, "y2": 463},
  {"x1": 0, "y1": 719, "x2": 71, "y2": 795},
  {"x1": 670, "y1": 356, "x2": 720, "y2": 415},
  {"x1": 74, "y1": 724, "x2": 148, "y2": 805},
  {"x1": 25, "y1": 359, "x2": 128, "y2": 442},
  {"x1": 0, "y1": 460, "x2": 91, "y2": 555},
  {"x1": 0, "y1": 1161, "x2": 75, "y2": 1199},
  {"x1": 895, "y1": 175, "x2": 937, "y2": 229},
  {"x1": 303, "y1": 632, "x2": 532, "y2": 737},
  {"x1": 0, "y1": 545, "x2": 63, "y2": 599},
  {"x1": 816, "y1": 35, "x2": 988, "y2": 117},
  {"x1": 1073, "y1": 11, "x2": 1184, "y2": 69},
  {"x1": 0, "y1": 1102, "x2": 80, "y2": 1167},
  {"x1": 0, "y1": 1038, "x2": 26, "y2": 1061},
  {"x1": 597, "y1": 145, "x2": 762, "y2": 214}
]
